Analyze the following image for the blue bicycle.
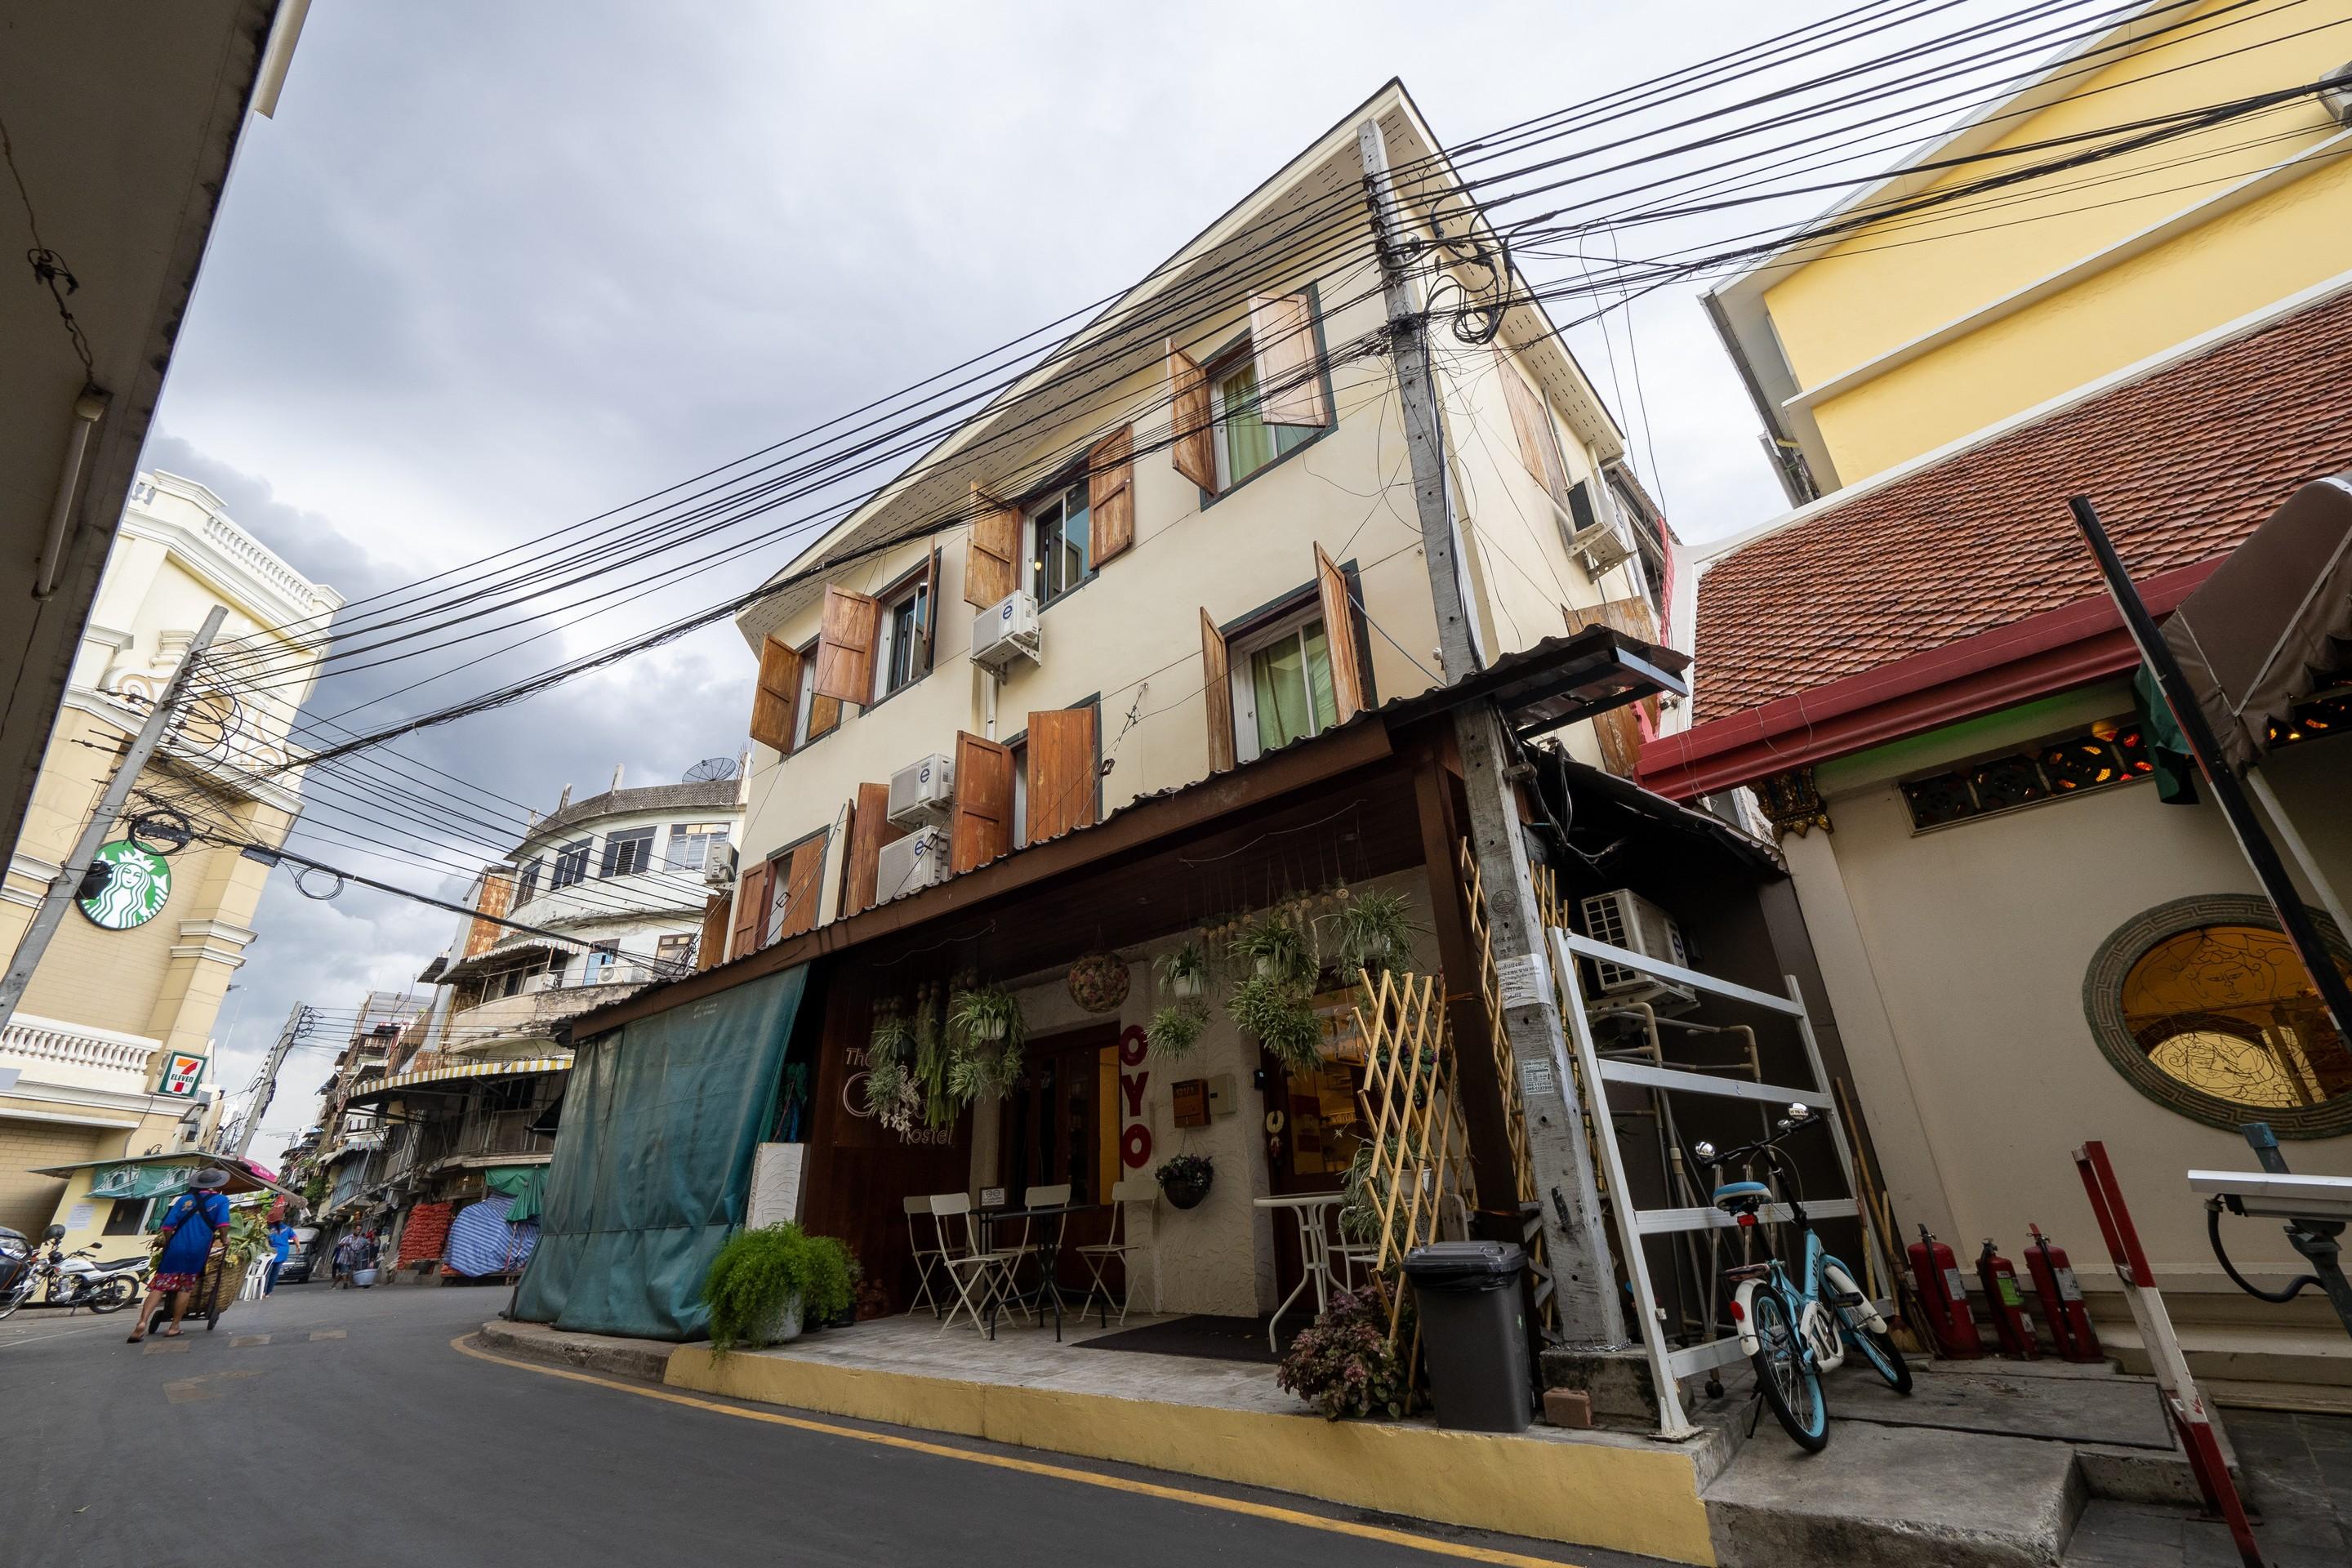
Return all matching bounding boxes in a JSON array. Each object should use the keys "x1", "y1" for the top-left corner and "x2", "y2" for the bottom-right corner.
[{"x1": 1694, "y1": 1102, "x2": 1911, "y2": 1451}]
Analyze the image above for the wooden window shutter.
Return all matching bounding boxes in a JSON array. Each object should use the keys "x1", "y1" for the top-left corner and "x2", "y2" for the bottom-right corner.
[
  {"x1": 1313, "y1": 545, "x2": 1368, "y2": 725},
  {"x1": 696, "y1": 893, "x2": 731, "y2": 970},
  {"x1": 844, "y1": 781, "x2": 906, "y2": 916},
  {"x1": 730, "y1": 858, "x2": 772, "y2": 960},
  {"x1": 1088, "y1": 425, "x2": 1135, "y2": 564},
  {"x1": 775, "y1": 836, "x2": 826, "y2": 941},
  {"x1": 465, "y1": 871, "x2": 514, "y2": 959},
  {"x1": 922, "y1": 546, "x2": 942, "y2": 666},
  {"x1": 813, "y1": 585, "x2": 880, "y2": 704},
  {"x1": 1026, "y1": 706, "x2": 1098, "y2": 844},
  {"x1": 1167, "y1": 340, "x2": 1216, "y2": 492},
  {"x1": 1561, "y1": 599, "x2": 1661, "y2": 777},
  {"x1": 749, "y1": 635, "x2": 802, "y2": 754},
  {"x1": 1200, "y1": 608, "x2": 1235, "y2": 774},
  {"x1": 950, "y1": 731, "x2": 1014, "y2": 873},
  {"x1": 1248, "y1": 293, "x2": 1329, "y2": 428},
  {"x1": 1495, "y1": 346, "x2": 1566, "y2": 504},
  {"x1": 964, "y1": 483, "x2": 1019, "y2": 608}
]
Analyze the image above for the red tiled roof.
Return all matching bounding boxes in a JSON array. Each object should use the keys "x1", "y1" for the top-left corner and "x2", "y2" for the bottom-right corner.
[{"x1": 1693, "y1": 286, "x2": 2352, "y2": 724}]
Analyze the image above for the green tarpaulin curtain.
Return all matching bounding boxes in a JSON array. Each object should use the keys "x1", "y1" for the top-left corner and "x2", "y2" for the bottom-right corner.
[
  {"x1": 493, "y1": 1166, "x2": 546, "y2": 1223},
  {"x1": 513, "y1": 965, "x2": 805, "y2": 1341},
  {"x1": 2134, "y1": 668, "x2": 2199, "y2": 805}
]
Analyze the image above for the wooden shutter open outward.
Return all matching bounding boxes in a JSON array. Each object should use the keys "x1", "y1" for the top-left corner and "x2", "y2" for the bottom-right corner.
[
  {"x1": 844, "y1": 782, "x2": 906, "y2": 917},
  {"x1": 1561, "y1": 598, "x2": 1662, "y2": 778},
  {"x1": 1168, "y1": 340, "x2": 1216, "y2": 492},
  {"x1": 696, "y1": 893, "x2": 731, "y2": 971},
  {"x1": 1495, "y1": 345, "x2": 1567, "y2": 506},
  {"x1": 1200, "y1": 608, "x2": 1235, "y2": 774},
  {"x1": 749, "y1": 635, "x2": 803, "y2": 754},
  {"x1": 813, "y1": 585, "x2": 880, "y2": 705},
  {"x1": 950, "y1": 731, "x2": 1014, "y2": 873},
  {"x1": 775, "y1": 835, "x2": 827, "y2": 942},
  {"x1": 1026, "y1": 706, "x2": 1098, "y2": 844},
  {"x1": 1314, "y1": 545, "x2": 1368, "y2": 726},
  {"x1": 964, "y1": 482, "x2": 1019, "y2": 608},
  {"x1": 921, "y1": 546, "x2": 942, "y2": 668},
  {"x1": 1249, "y1": 292, "x2": 1330, "y2": 429},
  {"x1": 1088, "y1": 425, "x2": 1135, "y2": 564},
  {"x1": 730, "y1": 858, "x2": 772, "y2": 961}
]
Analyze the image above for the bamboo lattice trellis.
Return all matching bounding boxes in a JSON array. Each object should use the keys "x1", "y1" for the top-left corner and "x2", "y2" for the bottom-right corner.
[
  {"x1": 1456, "y1": 840, "x2": 1557, "y2": 1328},
  {"x1": 1348, "y1": 969, "x2": 1470, "y2": 1352}
]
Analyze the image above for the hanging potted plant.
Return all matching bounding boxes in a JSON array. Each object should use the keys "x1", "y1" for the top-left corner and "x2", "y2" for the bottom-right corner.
[
  {"x1": 1146, "y1": 999, "x2": 1209, "y2": 1061},
  {"x1": 701, "y1": 1222, "x2": 857, "y2": 1355},
  {"x1": 862, "y1": 1004, "x2": 924, "y2": 1134},
  {"x1": 1155, "y1": 1153, "x2": 1214, "y2": 1211},
  {"x1": 1331, "y1": 888, "x2": 1414, "y2": 982},
  {"x1": 1230, "y1": 973, "x2": 1324, "y2": 1068},
  {"x1": 1154, "y1": 938, "x2": 1211, "y2": 1000},
  {"x1": 1067, "y1": 952, "x2": 1130, "y2": 1013},
  {"x1": 1230, "y1": 907, "x2": 1316, "y2": 984},
  {"x1": 945, "y1": 982, "x2": 1025, "y2": 1108}
]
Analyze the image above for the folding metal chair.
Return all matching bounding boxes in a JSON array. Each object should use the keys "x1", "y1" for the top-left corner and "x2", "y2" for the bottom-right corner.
[
  {"x1": 929, "y1": 1193, "x2": 1024, "y2": 1334},
  {"x1": 1075, "y1": 1178, "x2": 1153, "y2": 1326},
  {"x1": 902, "y1": 1195, "x2": 947, "y2": 1317}
]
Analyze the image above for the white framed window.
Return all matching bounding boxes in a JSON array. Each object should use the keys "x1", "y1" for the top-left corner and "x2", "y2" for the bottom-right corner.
[
  {"x1": 791, "y1": 639, "x2": 838, "y2": 747},
  {"x1": 1230, "y1": 608, "x2": 1339, "y2": 764},
  {"x1": 599, "y1": 826, "x2": 657, "y2": 878},
  {"x1": 513, "y1": 858, "x2": 542, "y2": 905},
  {"x1": 655, "y1": 933, "x2": 697, "y2": 970},
  {"x1": 1212, "y1": 351, "x2": 1315, "y2": 491},
  {"x1": 1023, "y1": 480, "x2": 1090, "y2": 606},
  {"x1": 667, "y1": 822, "x2": 731, "y2": 871},
  {"x1": 873, "y1": 572, "x2": 933, "y2": 699},
  {"x1": 550, "y1": 840, "x2": 591, "y2": 890}
]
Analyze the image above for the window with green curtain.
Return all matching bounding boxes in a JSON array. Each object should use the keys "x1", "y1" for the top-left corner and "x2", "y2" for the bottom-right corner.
[
  {"x1": 1250, "y1": 618, "x2": 1338, "y2": 753},
  {"x1": 1215, "y1": 359, "x2": 1314, "y2": 488}
]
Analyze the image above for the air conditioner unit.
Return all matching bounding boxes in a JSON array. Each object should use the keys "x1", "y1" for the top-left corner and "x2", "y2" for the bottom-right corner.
[
  {"x1": 2323, "y1": 60, "x2": 2352, "y2": 127},
  {"x1": 875, "y1": 826, "x2": 950, "y2": 902},
  {"x1": 702, "y1": 841, "x2": 738, "y2": 888},
  {"x1": 1577, "y1": 888, "x2": 1696, "y2": 1011},
  {"x1": 887, "y1": 752, "x2": 956, "y2": 828},
  {"x1": 971, "y1": 590, "x2": 1041, "y2": 674},
  {"x1": 1572, "y1": 491, "x2": 1638, "y2": 572}
]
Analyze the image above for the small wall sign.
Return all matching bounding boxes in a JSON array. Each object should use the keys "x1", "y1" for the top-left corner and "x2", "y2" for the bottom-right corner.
[
  {"x1": 157, "y1": 1051, "x2": 207, "y2": 1098},
  {"x1": 1170, "y1": 1078, "x2": 1209, "y2": 1129}
]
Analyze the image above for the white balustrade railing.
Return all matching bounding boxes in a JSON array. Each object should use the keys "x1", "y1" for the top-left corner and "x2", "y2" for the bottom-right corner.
[{"x1": 1, "y1": 1013, "x2": 162, "y2": 1089}]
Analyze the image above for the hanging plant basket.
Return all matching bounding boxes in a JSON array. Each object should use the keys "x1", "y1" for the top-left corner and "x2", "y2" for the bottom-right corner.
[
  {"x1": 1067, "y1": 952, "x2": 1130, "y2": 1013},
  {"x1": 1156, "y1": 1154, "x2": 1214, "y2": 1211}
]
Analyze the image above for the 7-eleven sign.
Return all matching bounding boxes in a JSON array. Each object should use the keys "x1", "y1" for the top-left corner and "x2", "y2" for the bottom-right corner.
[{"x1": 157, "y1": 1052, "x2": 206, "y2": 1098}]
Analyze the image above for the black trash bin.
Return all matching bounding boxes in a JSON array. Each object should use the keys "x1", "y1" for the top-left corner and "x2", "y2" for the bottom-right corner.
[{"x1": 1401, "y1": 1241, "x2": 1531, "y2": 1432}]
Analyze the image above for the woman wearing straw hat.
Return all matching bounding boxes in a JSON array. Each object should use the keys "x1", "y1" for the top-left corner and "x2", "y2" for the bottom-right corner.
[{"x1": 126, "y1": 1168, "x2": 231, "y2": 1343}]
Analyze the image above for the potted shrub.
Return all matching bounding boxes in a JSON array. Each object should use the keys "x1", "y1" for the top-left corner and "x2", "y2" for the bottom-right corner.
[
  {"x1": 1276, "y1": 1287, "x2": 1410, "y2": 1420},
  {"x1": 1147, "y1": 999, "x2": 1209, "y2": 1061},
  {"x1": 1154, "y1": 938, "x2": 1211, "y2": 1000},
  {"x1": 1067, "y1": 952, "x2": 1130, "y2": 1013},
  {"x1": 1155, "y1": 1153, "x2": 1214, "y2": 1210},
  {"x1": 702, "y1": 1223, "x2": 856, "y2": 1355},
  {"x1": 1332, "y1": 889, "x2": 1414, "y2": 982}
]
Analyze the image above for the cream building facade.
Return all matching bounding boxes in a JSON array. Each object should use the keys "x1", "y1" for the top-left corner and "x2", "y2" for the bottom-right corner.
[{"x1": 1, "y1": 471, "x2": 338, "y2": 1244}]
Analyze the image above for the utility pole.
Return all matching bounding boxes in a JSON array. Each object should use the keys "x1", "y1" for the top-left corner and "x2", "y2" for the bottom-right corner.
[
  {"x1": 227, "y1": 1002, "x2": 313, "y2": 1160},
  {"x1": 1358, "y1": 119, "x2": 1627, "y2": 1348},
  {"x1": 0, "y1": 604, "x2": 229, "y2": 1037}
]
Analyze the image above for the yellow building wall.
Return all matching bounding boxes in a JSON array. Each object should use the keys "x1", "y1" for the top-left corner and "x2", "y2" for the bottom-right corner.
[
  {"x1": 1757, "y1": 0, "x2": 2352, "y2": 482},
  {"x1": 0, "y1": 1119, "x2": 113, "y2": 1236}
]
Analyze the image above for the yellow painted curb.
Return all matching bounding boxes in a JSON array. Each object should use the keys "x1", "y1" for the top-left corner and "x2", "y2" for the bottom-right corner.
[{"x1": 665, "y1": 1347, "x2": 1717, "y2": 1566}]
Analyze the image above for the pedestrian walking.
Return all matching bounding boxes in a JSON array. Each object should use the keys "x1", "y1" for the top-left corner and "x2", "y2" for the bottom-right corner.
[
  {"x1": 265, "y1": 1218, "x2": 293, "y2": 1296},
  {"x1": 331, "y1": 1231, "x2": 359, "y2": 1287},
  {"x1": 127, "y1": 1169, "x2": 230, "y2": 1342}
]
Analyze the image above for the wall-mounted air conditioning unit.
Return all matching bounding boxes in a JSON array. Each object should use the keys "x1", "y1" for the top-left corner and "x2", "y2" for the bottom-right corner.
[
  {"x1": 887, "y1": 752, "x2": 956, "y2": 829},
  {"x1": 703, "y1": 841, "x2": 738, "y2": 888},
  {"x1": 1573, "y1": 488, "x2": 1638, "y2": 573},
  {"x1": 1577, "y1": 888, "x2": 1696, "y2": 1011},
  {"x1": 971, "y1": 590, "x2": 1041, "y2": 675},
  {"x1": 875, "y1": 826, "x2": 950, "y2": 902}
]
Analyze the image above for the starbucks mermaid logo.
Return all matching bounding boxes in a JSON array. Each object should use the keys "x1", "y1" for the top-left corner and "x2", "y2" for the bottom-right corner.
[{"x1": 78, "y1": 840, "x2": 172, "y2": 930}]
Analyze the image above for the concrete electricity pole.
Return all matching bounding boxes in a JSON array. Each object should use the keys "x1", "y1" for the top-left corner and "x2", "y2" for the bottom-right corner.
[
  {"x1": 0, "y1": 604, "x2": 229, "y2": 1038},
  {"x1": 227, "y1": 1002, "x2": 313, "y2": 1160},
  {"x1": 1356, "y1": 119, "x2": 1627, "y2": 1348}
]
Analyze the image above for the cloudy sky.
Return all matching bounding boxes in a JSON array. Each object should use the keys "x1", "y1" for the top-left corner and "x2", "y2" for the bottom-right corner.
[{"x1": 151, "y1": 0, "x2": 1983, "y2": 1154}]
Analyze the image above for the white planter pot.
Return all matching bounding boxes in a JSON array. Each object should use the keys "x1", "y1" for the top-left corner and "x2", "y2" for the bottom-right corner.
[
  {"x1": 753, "y1": 1292, "x2": 804, "y2": 1346},
  {"x1": 1172, "y1": 972, "x2": 1205, "y2": 999}
]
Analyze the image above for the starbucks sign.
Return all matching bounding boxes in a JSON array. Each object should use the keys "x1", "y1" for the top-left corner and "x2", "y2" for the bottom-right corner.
[{"x1": 78, "y1": 840, "x2": 172, "y2": 931}]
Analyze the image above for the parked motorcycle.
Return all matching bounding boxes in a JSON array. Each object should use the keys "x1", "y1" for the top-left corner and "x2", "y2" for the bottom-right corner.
[
  {"x1": 0, "y1": 1226, "x2": 32, "y2": 1320},
  {"x1": 5, "y1": 1226, "x2": 149, "y2": 1315}
]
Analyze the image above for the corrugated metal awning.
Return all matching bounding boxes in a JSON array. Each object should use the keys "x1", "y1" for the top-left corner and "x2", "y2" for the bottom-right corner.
[{"x1": 341, "y1": 1056, "x2": 571, "y2": 1107}]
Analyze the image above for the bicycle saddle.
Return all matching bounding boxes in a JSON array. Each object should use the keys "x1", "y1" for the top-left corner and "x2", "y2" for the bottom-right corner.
[{"x1": 1711, "y1": 1180, "x2": 1772, "y2": 1213}]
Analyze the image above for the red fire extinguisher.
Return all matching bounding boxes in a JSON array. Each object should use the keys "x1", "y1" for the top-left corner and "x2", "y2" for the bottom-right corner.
[
  {"x1": 2025, "y1": 1225, "x2": 2103, "y2": 1363},
  {"x1": 1976, "y1": 1239, "x2": 2041, "y2": 1360},
  {"x1": 1905, "y1": 1226, "x2": 1983, "y2": 1359}
]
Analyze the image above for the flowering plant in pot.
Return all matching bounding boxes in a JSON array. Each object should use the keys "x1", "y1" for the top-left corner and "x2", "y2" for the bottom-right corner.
[
  {"x1": 1276, "y1": 1286, "x2": 1410, "y2": 1420},
  {"x1": 702, "y1": 1223, "x2": 856, "y2": 1356},
  {"x1": 1154, "y1": 1153, "x2": 1214, "y2": 1210},
  {"x1": 1066, "y1": 952, "x2": 1129, "y2": 1013}
]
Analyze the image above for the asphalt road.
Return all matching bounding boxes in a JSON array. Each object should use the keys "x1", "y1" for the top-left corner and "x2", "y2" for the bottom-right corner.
[{"x1": 0, "y1": 1283, "x2": 1663, "y2": 1568}]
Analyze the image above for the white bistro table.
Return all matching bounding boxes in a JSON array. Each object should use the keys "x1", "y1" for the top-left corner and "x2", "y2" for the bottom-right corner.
[{"x1": 1254, "y1": 1192, "x2": 1374, "y2": 1353}]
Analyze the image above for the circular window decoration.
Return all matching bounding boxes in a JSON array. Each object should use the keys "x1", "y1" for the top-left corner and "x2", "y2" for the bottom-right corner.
[{"x1": 2083, "y1": 895, "x2": 2352, "y2": 1138}]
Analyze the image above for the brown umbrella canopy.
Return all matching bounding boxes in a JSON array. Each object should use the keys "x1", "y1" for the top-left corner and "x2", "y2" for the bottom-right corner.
[{"x1": 2162, "y1": 474, "x2": 2352, "y2": 773}]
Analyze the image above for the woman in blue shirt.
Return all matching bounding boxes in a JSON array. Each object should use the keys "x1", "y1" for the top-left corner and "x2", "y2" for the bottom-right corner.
[{"x1": 127, "y1": 1167, "x2": 231, "y2": 1342}]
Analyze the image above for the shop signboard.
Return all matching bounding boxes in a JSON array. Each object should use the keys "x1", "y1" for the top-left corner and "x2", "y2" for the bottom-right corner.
[
  {"x1": 77, "y1": 840, "x2": 172, "y2": 930},
  {"x1": 157, "y1": 1051, "x2": 206, "y2": 1098},
  {"x1": 89, "y1": 1163, "x2": 194, "y2": 1200}
]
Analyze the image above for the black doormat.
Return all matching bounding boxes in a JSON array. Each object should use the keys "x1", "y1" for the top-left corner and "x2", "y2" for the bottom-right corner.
[{"x1": 1071, "y1": 1313, "x2": 1300, "y2": 1365}]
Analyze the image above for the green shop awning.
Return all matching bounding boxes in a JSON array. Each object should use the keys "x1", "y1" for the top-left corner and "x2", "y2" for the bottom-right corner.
[{"x1": 514, "y1": 964, "x2": 805, "y2": 1341}]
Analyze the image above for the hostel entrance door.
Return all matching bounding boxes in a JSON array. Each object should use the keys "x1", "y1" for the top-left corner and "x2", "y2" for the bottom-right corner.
[{"x1": 998, "y1": 1023, "x2": 1120, "y2": 1290}]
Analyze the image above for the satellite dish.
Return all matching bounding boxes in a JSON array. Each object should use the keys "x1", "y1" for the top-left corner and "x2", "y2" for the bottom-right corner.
[{"x1": 682, "y1": 756, "x2": 741, "y2": 783}]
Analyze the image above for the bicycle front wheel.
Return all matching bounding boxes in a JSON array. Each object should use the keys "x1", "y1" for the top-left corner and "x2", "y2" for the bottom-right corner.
[{"x1": 1748, "y1": 1290, "x2": 1830, "y2": 1452}]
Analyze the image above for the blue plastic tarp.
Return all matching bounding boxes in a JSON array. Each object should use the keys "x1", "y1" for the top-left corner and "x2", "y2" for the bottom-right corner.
[
  {"x1": 444, "y1": 1193, "x2": 537, "y2": 1276},
  {"x1": 513, "y1": 965, "x2": 804, "y2": 1340}
]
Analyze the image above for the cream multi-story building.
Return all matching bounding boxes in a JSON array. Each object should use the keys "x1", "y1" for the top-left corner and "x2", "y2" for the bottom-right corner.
[{"x1": 1, "y1": 471, "x2": 338, "y2": 1243}]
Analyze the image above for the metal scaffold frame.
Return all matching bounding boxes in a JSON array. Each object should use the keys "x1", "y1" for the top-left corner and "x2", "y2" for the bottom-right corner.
[{"x1": 1548, "y1": 926, "x2": 1881, "y2": 1441}]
